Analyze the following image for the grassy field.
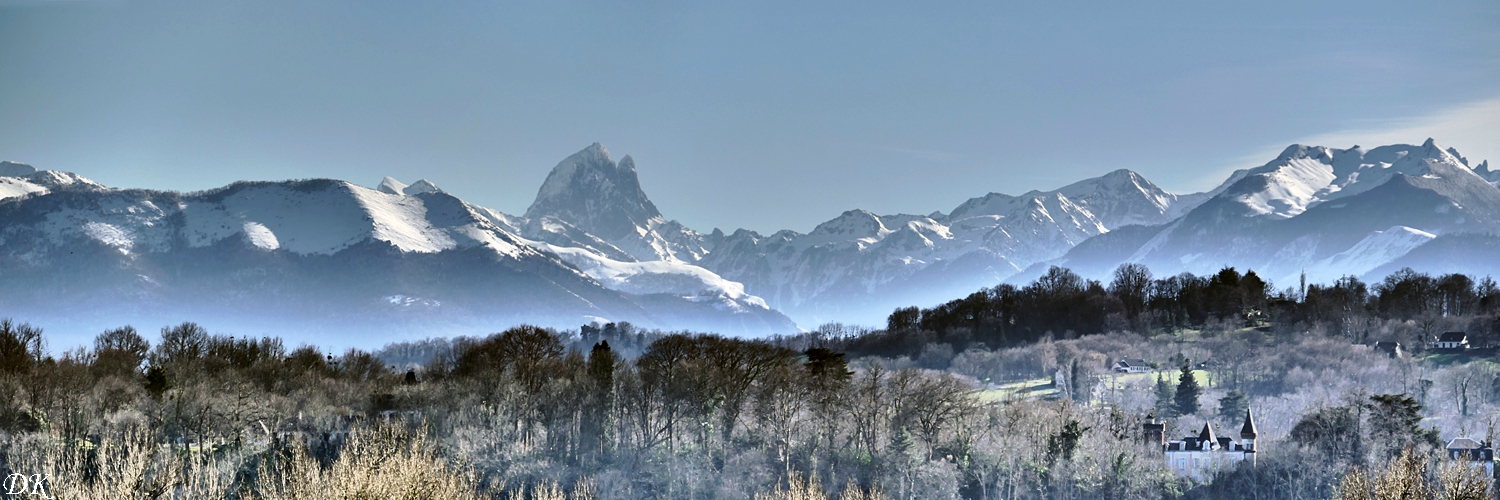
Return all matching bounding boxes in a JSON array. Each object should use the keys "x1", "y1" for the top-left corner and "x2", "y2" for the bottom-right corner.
[
  {"x1": 977, "y1": 378, "x2": 1060, "y2": 402},
  {"x1": 976, "y1": 369, "x2": 1211, "y2": 403}
]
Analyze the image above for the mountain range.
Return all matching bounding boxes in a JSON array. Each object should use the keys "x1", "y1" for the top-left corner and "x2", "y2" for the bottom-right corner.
[{"x1": 1, "y1": 139, "x2": 1496, "y2": 347}]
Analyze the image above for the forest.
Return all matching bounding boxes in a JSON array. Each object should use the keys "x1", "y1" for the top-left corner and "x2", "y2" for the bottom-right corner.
[{"x1": 3, "y1": 264, "x2": 1500, "y2": 499}]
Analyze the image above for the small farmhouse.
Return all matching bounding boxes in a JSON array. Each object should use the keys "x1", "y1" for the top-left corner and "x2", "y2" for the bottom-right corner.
[
  {"x1": 1433, "y1": 332, "x2": 1469, "y2": 350},
  {"x1": 1373, "y1": 341, "x2": 1403, "y2": 358}
]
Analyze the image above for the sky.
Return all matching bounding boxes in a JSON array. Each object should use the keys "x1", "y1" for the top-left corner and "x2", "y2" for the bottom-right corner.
[{"x1": 1, "y1": 0, "x2": 1497, "y2": 234}]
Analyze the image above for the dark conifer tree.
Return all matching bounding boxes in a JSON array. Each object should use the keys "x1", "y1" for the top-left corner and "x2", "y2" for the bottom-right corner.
[
  {"x1": 1217, "y1": 390, "x2": 1248, "y2": 425},
  {"x1": 1174, "y1": 360, "x2": 1201, "y2": 416},
  {"x1": 1154, "y1": 372, "x2": 1177, "y2": 417}
]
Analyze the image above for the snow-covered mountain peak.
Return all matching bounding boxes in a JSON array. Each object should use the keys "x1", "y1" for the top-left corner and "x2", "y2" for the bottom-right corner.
[
  {"x1": 0, "y1": 162, "x2": 106, "y2": 201},
  {"x1": 0, "y1": 161, "x2": 38, "y2": 177},
  {"x1": 1275, "y1": 144, "x2": 1335, "y2": 162},
  {"x1": 946, "y1": 192, "x2": 1022, "y2": 222},
  {"x1": 405, "y1": 179, "x2": 441, "y2": 195},
  {"x1": 809, "y1": 209, "x2": 886, "y2": 240},
  {"x1": 1212, "y1": 140, "x2": 1474, "y2": 220},
  {"x1": 944, "y1": 169, "x2": 1203, "y2": 230},
  {"x1": 377, "y1": 176, "x2": 408, "y2": 195},
  {"x1": 376, "y1": 177, "x2": 442, "y2": 196}
]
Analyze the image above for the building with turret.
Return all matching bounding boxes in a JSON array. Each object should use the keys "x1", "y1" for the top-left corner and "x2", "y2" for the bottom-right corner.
[{"x1": 1148, "y1": 409, "x2": 1258, "y2": 480}]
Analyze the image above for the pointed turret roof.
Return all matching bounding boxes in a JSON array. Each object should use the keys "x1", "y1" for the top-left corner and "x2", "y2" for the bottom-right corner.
[
  {"x1": 1198, "y1": 422, "x2": 1216, "y2": 449},
  {"x1": 1240, "y1": 408, "x2": 1257, "y2": 439}
]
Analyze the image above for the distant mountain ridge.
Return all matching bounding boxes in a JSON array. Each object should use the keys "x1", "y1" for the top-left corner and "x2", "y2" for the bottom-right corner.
[
  {"x1": 500, "y1": 145, "x2": 1218, "y2": 326},
  {"x1": 0, "y1": 166, "x2": 794, "y2": 348},
  {"x1": 1023, "y1": 138, "x2": 1500, "y2": 287},
  {"x1": 2, "y1": 138, "x2": 1494, "y2": 347}
]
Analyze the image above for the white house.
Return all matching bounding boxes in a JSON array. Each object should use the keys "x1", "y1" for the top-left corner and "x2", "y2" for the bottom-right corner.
[
  {"x1": 1113, "y1": 358, "x2": 1150, "y2": 373},
  {"x1": 1433, "y1": 332, "x2": 1469, "y2": 350},
  {"x1": 1445, "y1": 438, "x2": 1495, "y2": 478},
  {"x1": 1149, "y1": 410, "x2": 1258, "y2": 481}
]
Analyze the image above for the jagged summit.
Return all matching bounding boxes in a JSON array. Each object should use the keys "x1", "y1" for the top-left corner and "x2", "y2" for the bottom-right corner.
[
  {"x1": 1212, "y1": 138, "x2": 1483, "y2": 220},
  {"x1": 944, "y1": 168, "x2": 1202, "y2": 230},
  {"x1": 525, "y1": 143, "x2": 664, "y2": 242}
]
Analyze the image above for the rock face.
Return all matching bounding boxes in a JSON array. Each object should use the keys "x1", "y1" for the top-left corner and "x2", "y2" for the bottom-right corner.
[{"x1": 524, "y1": 143, "x2": 709, "y2": 263}]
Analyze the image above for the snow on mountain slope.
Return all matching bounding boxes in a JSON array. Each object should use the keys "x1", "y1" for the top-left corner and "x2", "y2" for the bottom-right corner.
[
  {"x1": 370, "y1": 172, "x2": 778, "y2": 317},
  {"x1": 1, "y1": 162, "x2": 106, "y2": 201},
  {"x1": 0, "y1": 177, "x2": 47, "y2": 201},
  {"x1": 377, "y1": 176, "x2": 409, "y2": 195},
  {"x1": 0, "y1": 172, "x2": 798, "y2": 342},
  {"x1": 612, "y1": 164, "x2": 1199, "y2": 325},
  {"x1": 2, "y1": 161, "x2": 38, "y2": 177},
  {"x1": 946, "y1": 169, "x2": 1207, "y2": 230},
  {"x1": 530, "y1": 240, "x2": 769, "y2": 311},
  {"x1": 1031, "y1": 139, "x2": 1498, "y2": 288},
  {"x1": 1055, "y1": 169, "x2": 1210, "y2": 227},
  {"x1": 1227, "y1": 146, "x2": 1337, "y2": 218},
  {"x1": 1302, "y1": 226, "x2": 1435, "y2": 283},
  {"x1": 500, "y1": 144, "x2": 1210, "y2": 325},
  {"x1": 1211, "y1": 139, "x2": 1484, "y2": 220}
]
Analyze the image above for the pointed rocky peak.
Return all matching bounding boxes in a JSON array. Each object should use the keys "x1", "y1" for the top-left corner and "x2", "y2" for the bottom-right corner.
[
  {"x1": 1419, "y1": 138, "x2": 1458, "y2": 162},
  {"x1": 1, "y1": 161, "x2": 37, "y2": 177},
  {"x1": 525, "y1": 143, "x2": 663, "y2": 241},
  {"x1": 1447, "y1": 147, "x2": 1470, "y2": 167},
  {"x1": 1475, "y1": 160, "x2": 1499, "y2": 183}
]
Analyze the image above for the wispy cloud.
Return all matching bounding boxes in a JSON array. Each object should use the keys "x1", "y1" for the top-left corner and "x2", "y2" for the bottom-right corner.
[{"x1": 1193, "y1": 96, "x2": 1500, "y2": 192}]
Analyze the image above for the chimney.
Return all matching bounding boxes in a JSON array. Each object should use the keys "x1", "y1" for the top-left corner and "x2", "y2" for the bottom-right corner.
[{"x1": 1143, "y1": 413, "x2": 1166, "y2": 449}]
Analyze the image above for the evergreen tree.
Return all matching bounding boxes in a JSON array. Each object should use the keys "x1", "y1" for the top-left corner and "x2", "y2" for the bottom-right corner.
[
  {"x1": 1045, "y1": 419, "x2": 1090, "y2": 463},
  {"x1": 582, "y1": 341, "x2": 617, "y2": 460},
  {"x1": 1069, "y1": 359, "x2": 1088, "y2": 404},
  {"x1": 1154, "y1": 372, "x2": 1177, "y2": 417},
  {"x1": 1174, "y1": 360, "x2": 1201, "y2": 416},
  {"x1": 1217, "y1": 390, "x2": 1248, "y2": 425}
]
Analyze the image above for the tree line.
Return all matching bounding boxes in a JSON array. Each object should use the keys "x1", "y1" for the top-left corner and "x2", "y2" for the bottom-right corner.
[
  {"x1": 5, "y1": 263, "x2": 1500, "y2": 499},
  {"x1": 846, "y1": 265, "x2": 1500, "y2": 358}
]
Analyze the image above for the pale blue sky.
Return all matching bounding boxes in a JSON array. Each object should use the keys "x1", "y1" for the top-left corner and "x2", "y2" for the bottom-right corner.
[{"x1": 1, "y1": 0, "x2": 1497, "y2": 233}]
